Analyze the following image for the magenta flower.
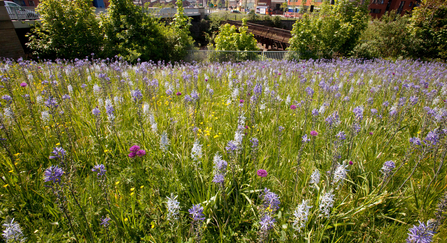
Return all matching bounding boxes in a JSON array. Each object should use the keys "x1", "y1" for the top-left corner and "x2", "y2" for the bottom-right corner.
[
  {"x1": 310, "y1": 131, "x2": 318, "y2": 136},
  {"x1": 349, "y1": 161, "x2": 353, "y2": 165},
  {"x1": 128, "y1": 152, "x2": 136, "y2": 158},
  {"x1": 129, "y1": 145, "x2": 140, "y2": 153},
  {"x1": 257, "y1": 169, "x2": 268, "y2": 177},
  {"x1": 136, "y1": 150, "x2": 146, "y2": 157},
  {"x1": 240, "y1": 99, "x2": 244, "y2": 103},
  {"x1": 290, "y1": 105, "x2": 297, "y2": 110},
  {"x1": 20, "y1": 82, "x2": 27, "y2": 87},
  {"x1": 369, "y1": 132, "x2": 373, "y2": 135},
  {"x1": 176, "y1": 92, "x2": 182, "y2": 96}
]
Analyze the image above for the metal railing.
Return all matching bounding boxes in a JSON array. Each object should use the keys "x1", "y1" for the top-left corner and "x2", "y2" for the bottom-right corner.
[
  {"x1": 186, "y1": 50, "x2": 292, "y2": 62},
  {"x1": 5, "y1": 6, "x2": 39, "y2": 20}
]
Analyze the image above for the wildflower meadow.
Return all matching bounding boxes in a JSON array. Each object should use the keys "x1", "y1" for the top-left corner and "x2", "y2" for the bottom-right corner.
[{"x1": 0, "y1": 58, "x2": 446, "y2": 242}]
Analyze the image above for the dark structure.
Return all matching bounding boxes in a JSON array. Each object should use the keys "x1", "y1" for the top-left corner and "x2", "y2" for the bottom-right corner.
[
  {"x1": 226, "y1": 20, "x2": 291, "y2": 50},
  {"x1": 0, "y1": 0, "x2": 26, "y2": 59}
]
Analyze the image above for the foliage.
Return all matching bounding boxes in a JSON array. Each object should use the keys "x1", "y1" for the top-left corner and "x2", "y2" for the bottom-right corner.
[
  {"x1": 26, "y1": 0, "x2": 103, "y2": 59},
  {"x1": 353, "y1": 11, "x2": 415, "y2": 59},
  {"x1": 165, "y1": 0, "x2": 196, "y2": 62},
  {"x1": 288, "y1": 0, "x2": 369, "y2": 59},
  {"x1": 408, "y1": 0, "x2": 447, "y2": 60},
  {"x1": 1, "y1": 58, "x2": 447, "y2": 242},
  {"x1": 213, "y1": 19, "x2": 258, "y2": 51},
  {"x1": 101, "y1": 0, "x2": 169, "y2": 62}
]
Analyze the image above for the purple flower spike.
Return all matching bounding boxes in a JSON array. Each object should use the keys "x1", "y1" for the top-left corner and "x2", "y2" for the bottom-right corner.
[
  {"x1": 92, "y1": 164, "x2": 106, "y2": 177},
  {"x1": 189, "y1": 204, "x2": 205, "y2": 221},
  {"x1": 257, "y1": 169, "x2": 268, "y2": 177},
  {"x1": 44, "y1": 165, "x2": 64, "y2": 184}
]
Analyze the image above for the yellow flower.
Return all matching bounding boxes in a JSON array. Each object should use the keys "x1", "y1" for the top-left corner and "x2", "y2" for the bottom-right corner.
[
  {"x1": 14, "y1": 153, "x2": 20, "y2": 157},
  {"x1": 115, "y1": 181, "x2": 120, "y2": 185},
  {"x1": 124, "y1": 218, "x2": 128, "y2": 222},
  {"x1": 151, "y1": 221, "x2": 156, "y2": 228},
  {"x1": 130, "y1": 188, "x2": 135, "y2": 192},
  {"x1": 140, "y1": 185, "x2": 144, "y2": 189},
  {"x1": 3, "y1": 184, "x2": 9, "y2": 188},
  {"x1": 104, "y1": 150, "x2": 110, "y2": 153},
  {"x1": 130, "y1": 192, "x2": 135, "y2": 196},
  {"x1": 56, "y1": 143, "x2": 60, "y2": 146},
  {"x1": 417, "y1": 131, "x2": 421, "y2": 134}
]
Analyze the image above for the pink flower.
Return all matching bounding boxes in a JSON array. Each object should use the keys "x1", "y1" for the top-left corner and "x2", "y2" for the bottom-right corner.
[
  {"x1": 349, "y1": 161, "x2": 353, "y2": 165},
  {"x1": 240, "y1": 99, "x2": 244, "y2": 103},
  {"x1": 257, "y1": 169, "x2": 268, "y2": 177},
  {"x1": 310, "y1": 131, "x2": 318, "y2": 136},
  {"x1": 129, "y1": 145, "x2": 140, "y2": 153},
  {"x1": 369, "y1": 132, "x2": 373, "y2": 135},
  {"x1": 176, "y1": 92, "x2": 181, "y2": 96},
  {"x1": 128, "y1": 152, "x2": 136, "y2": 158},
  {"x1": 20, "y1": 82, "x2": 27, "y2": 87},
  {"x1": 136, "y1": 150, "x2": 146, "y2": 157},
  {"x1": 290, "y1": 105, "x2": 297, "y2": 110}
]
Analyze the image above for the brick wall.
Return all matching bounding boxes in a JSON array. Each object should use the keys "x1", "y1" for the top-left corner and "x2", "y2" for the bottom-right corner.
[{"x1": 0, "y1": 1, "x2": 26, "y2": 59}]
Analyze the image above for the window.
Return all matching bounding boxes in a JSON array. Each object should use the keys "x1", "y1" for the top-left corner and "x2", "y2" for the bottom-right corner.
[
  {"x1": 409, "y1": 2, "x2": 412, "y2": 7},
  {"x1": 397, "y1": 1, "x2": 405, "y2": 13}
]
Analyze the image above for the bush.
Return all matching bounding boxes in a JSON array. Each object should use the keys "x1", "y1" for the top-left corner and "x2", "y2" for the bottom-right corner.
[
  {"x1": 353, "y1": 11, "x2": 414, "y2": 59},
  {"x1": 27, "y1": 0, "x2": 103, "y2": 59},
  {"x1": 101, "y1": 0, "x2": 169, "y2": 62},
  {"x1": 408, "y1": 0, "x2": 447, "y2": 60},
  {"x1": 210, "y1": 18, "x2": 259, "y2": 61},
  {"x1": 288, "y1": 0, "x2": 368, "y2": 59}
]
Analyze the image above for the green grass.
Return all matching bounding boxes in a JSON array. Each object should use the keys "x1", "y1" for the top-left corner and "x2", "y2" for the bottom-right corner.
[{"x1": 0, "y1": 58, "x2": 446, "y2": 242}]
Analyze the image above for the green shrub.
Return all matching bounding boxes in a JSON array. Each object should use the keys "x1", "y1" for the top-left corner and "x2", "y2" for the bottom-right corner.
[
  {"x1": 27, "y1": 0, "x2": 103, "y2": 59},
  {"x1": 101, "y1": 0, "x2": 170, "y2": 62},
  {"x1": 288, "y1": 0, "x2": 368, "y2": 59},
  {"x1": 353, "y1": 11, "x2": 414, "y2": 59},
  {"x1": 408, "y1": 0, "x2": 447, "y2": 60},
  {"x1": 210, "y1": 18, "x2": 259, "y2": 62}
]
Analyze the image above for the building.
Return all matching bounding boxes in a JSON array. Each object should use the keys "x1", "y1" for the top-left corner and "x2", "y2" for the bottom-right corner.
[
  {"x1": 10, "y1": 0, "x2": 109, "y2": 8},
  {"x1": 369, "y1": 0, "x2": 418, "y2": 18},
  {"x1": 286, "y1": 0, "x2": 419, "y2": 18}
]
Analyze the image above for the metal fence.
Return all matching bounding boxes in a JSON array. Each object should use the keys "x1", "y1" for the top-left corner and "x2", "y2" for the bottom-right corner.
[
  {"x1": 5, "y1": 6, "x2": 39, "y2": 20},
  {"x1": 186, "y1": 50, "x2": 291, "y2": 62}
]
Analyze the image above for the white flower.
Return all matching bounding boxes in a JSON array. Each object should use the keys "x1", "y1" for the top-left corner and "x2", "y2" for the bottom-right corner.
[
  {"x1": 191, "y1": 140, "x2": 202, "y2": 161},
  {"x1": 41, "y1": 111, "x2": 50, "y2": 123},
  {"x1": 93, "y1": 84, "x2": 100, "y2": 94},
  {"x1": 332, "y1": 162, "x2": 348, "y2": 189},
  {"x1": 166, "y1": 194, "x2": 180, "y2": 221},
  {"x1": 309, "y1": 169, "x2": 320, "y2": 186},
  {"x1": 3, "y1": 108, "x2": 13, "y2": 121},
  {"x1": 36, "y1": 96, "x2": 43, "y2": 104},
  {"x1": 113, "y1": 96, "x2": 123, "y2": 105},
  {"x1": 285, "y1": 95, "x2": 291, "y2": 105},
  {"x1": 67, "y1": 85, "x2": 73, "y2": 94},
  {"x1": 143, "y1": 102, "x2": 150, "y2": 115},
  {"x1": 160, "y1": 131, "x2": 170, "y2": 151},
  {"x1": 231, "y1": 88, "x2": 239, "y2": 100},
  {"x1": 319, "y1": 190, "x2": 335, "y2": 218},
  {"x1": 293, "y1": 200, "x2": 312, "y2": 233}
]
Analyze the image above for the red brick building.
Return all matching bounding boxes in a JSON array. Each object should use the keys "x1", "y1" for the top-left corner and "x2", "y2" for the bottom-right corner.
[
  {"x1": 10, "y1": 0, "x2": 110, "y2": 8},
  {"x1": 286, "y1": 0, "x2": 419, "y2": 18},
  {"x1": 369, "y1": 0, "x2": 418, "y2": 18}
]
